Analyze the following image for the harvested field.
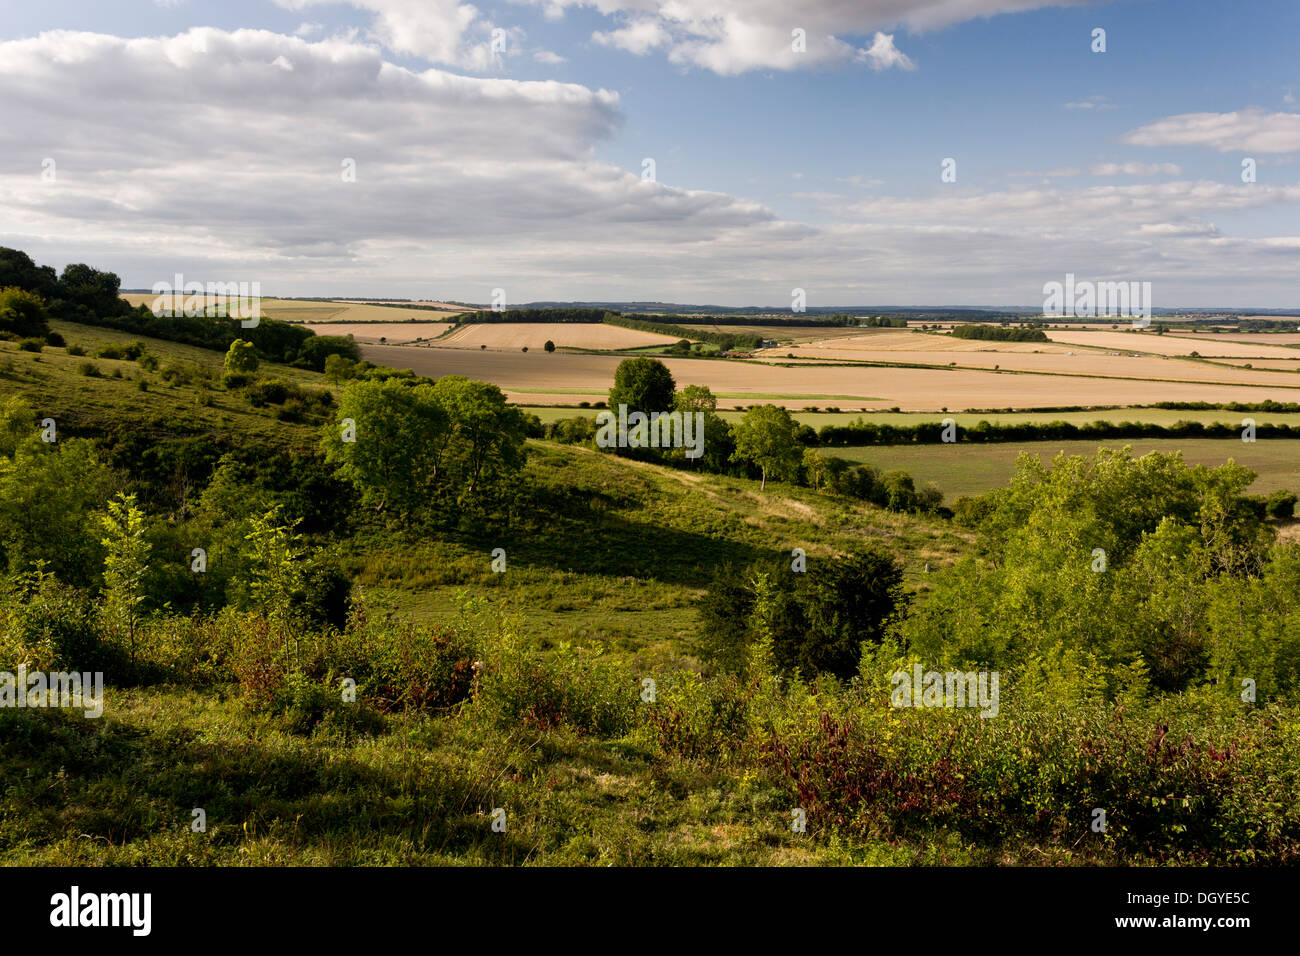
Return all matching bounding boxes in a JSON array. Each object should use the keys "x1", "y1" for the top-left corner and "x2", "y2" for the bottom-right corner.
[
  {"x1": 303, "y1": 322, "x2": 450, "y2": 343},
  {"x1": 757, "y1": 347, "x2": 1300, "y2": 386},
  {"x1": 121, "y1": 295, "x2": 446, "y2": 325},
  {"x1": 361, "y1": 344, "x2": 1300, "y2": 411},
  {"x1": 679, "y1": 324, "x2": 876, "y2": 343},
  {"x1": 1172, "y1": 332, "x2": 1300, "y2": 346},
  {"x1": 434, "y1": 322, "x2": 679, "y2": 350},
  {"x1": 1046, "y1": 329, "x2": 1300, "y2": 359},
  {"x1": 768, "y1": 330, "x2": 1076, "y2": 354}
]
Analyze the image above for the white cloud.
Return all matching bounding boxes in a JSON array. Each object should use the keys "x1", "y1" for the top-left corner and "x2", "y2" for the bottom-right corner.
[
  {"x1": 835, "y1": 175, "x2": 884, "y2": 187},
  {"x1": 1122, "y1": 108, "x2": 1300, "y2": 154},
  {"x1": 0, "y1": 28, "x2": 781, "y2": 298},
  {"x1": 273, "y1": 0, "x2": 506, "y2": 70},
  {"x1": 1092, "y1": 162, "x2": 1183, "y2": 176},
  {"x1": 1, "y1": 25, "x2": 1297, "y2": 305},
  {"x1": 1065, "y1": 95, "x2": 1115, "y2": 110},
  {"x1": 539, "y1": 0, "x2": 1101, "y2": 74},
  {"x1": 533, "y1": 50, "x2": 566, "y2": 64},
  {"x1": 592, "y1": 18, "x2": 669, "y2": 56},
  {"x1": 857, "y1": 32, "x2": 915, "y2": 71}
]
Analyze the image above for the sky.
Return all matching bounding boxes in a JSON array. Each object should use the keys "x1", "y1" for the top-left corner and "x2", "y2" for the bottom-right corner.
[{"x1": 0, "y1": 0, "x2": 1297, "y2": 307}]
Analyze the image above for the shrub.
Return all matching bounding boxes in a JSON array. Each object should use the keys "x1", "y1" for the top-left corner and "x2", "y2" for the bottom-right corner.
[
  {"x1": 475, "y1": 622, "x2": 636, "y2": 736},
  {"x1": 77, "y1": 361, "x2": 101, "y2": 377},
  {"x1": 324, "y1": 598, "x2": 476, "y2": 714},
  {"x1": 17, "y1": 338, "x2": 43, "y2": 352},
  {"x1": 1266, "y1": 490, "x2": 1297, "y2": 520},
  {"x1": 65, "y1": 344, "x2": 86, "y2": 356},
  {"x1": 45, "y1": 331, "x2": 65, "y2": 348},
  {"x1": 0, "y1": 569, "x2": 109, "y2": 672}
]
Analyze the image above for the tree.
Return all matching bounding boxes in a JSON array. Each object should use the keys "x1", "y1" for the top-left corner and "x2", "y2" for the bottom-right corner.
[
  {"x1": 0, "y1": 438, "x2": 114, "y2": 587},
  {"x1": 242, "y1": 507, "x2": 306, "y2": 628},
  {"x1": 543, "y1": 340, "x2": 556, "y2": 353},
  {"x1": 786, "y1": 549, "x2": 905, "y2": 679},
  {"x1": 100, "y1": 493, "x2": 152, "y2": 662},
  {"x1": 609, "y1": 357, "x2": 675, "y2": 415},
  {"x1": 225, "y1": 338, "x2": 259, "y2": 374},
  {"x1": 58, "y1": 263, "x2": 126, "y2": 319},
  {"x1": 0, "y1": 287, "x2": 50, "y2": 338},
  {"x1": 698, "y1": 549, "x2": 905, "y2": 680},
  {"x1": 323, "y1": 353, "x2": 358, "y2": 384},
  {"x1": 674, "y1": 383, "x2": 718, "y2": 414},
  {"x1": 671, "y1": 384, "x2": 730, "y2": 470},
  {"x1": 428, "y1": 375, "x2": 528, "y2": 503},
  {"x1": 0, "y1": 247, "x2": 58, "y2": 298},
  {"x1": 731, "y1": 404, "x2": 801, "y2": 490},
  {"x1": 321, "y1": 378, "x2": 448, "y2": 515}
]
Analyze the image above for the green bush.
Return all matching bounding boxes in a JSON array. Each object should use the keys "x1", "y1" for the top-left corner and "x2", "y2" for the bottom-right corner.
[
  {"x1": 475, "y1": 623, "x2": 636, "y2": 736},
  {"x1": 17, "y1": 338, "x2": 43, "y2": 352},
  {"x1": 0, "y1": 570, "x2": 110, "y2": 672},
  {"x1": 324, "y1": 598, "x2": 476, "y2": 713}
]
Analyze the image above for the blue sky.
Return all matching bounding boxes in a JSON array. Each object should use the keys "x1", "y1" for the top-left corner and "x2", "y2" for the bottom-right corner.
[{"x1": 1, "y1": 0, "x2": 1297, "y2": 306}]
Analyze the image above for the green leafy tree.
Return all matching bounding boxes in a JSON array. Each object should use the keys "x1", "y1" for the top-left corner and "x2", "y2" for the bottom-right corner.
[
  {"x1": 543, "y1": 339, "x2": 556, "y2": 353},
  {"x1": 731, "y1": 404, "x2": 801, "y2": 490},
  {"x1": 0, "y1": 287, "x2": 50, "y2": 338},
  {"x1": 243, "y1": 507, "x2": 306, "y2": 626},
  {"x1": 224, "y1": 338, "x2": 259, "y2": 374},
  {"x1": 58, "y1": 263, "x2": 126, "y2": 319},
  {"x1": 609, "y1": 357, "x2": 676, "y2": 415},
  {"x1": 0, "y1": 438, "x2": 114, "y2": 586},
  {"x1": 321, "y1": 377, "x2": 449, "y2": 515},
  {"x1": 323, "y1": 353, "x2": 358, "y2": 384},
  {"x1": 100, "y1": 493, "x2": 152, "y2": 662},
  {"x1": 429, "y1": 376, "x2": 528, "y2": 502}
]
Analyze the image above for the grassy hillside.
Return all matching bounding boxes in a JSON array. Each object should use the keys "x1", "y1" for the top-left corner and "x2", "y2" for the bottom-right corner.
[{"x1": 3, "y1": 320, "x2": 1298, "y2": 868}]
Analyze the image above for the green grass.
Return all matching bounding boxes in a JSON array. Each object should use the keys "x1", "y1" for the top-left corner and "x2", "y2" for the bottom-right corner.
[
  {"x1": 339, "y1": 441, "x2": 971, "y2": 667},
  {"x1": 0, "y1": 320, "x2": 330, "y2": 448},
  {"x1": 835, "y1": 438, "x2": 1300, "y2": 500}
]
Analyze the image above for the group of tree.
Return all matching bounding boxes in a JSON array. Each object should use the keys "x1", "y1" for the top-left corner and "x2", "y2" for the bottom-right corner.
[
  {"x1": 547, "y1": 357, "x2": 944, "y2": 514},
  {"x1": 696, "y1": 445, "x2": 1300, "y2": 699},
  {"x1": 0, "y1": 247, "x2": 361, "y2": 371},
  {"x1": 948, "y1": 324, "x2": 1048, "y2": 342},
  {"x1": 321, "y1": 375, "x2": 528, "y2": 524}
]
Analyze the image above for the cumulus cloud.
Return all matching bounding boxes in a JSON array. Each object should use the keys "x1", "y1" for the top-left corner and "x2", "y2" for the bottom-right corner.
[
  {"x1": 533, "y1": 49, "x2": 566, "y2": 64},
  {"x1": 2, "y1": 24, "x2": 1298, "y2": 305},
  {"x1": 273, "y1": 0, "x2": 507, "y2": 70},
  {"x1": 1122, "y1": 108, "x2": 1300, "y2": 154},
  {"x1": 592, "y1": 19, "x2": 670, "y2": 56},
  {"x1": 0, "y1": 28, "x2": 779, "y2": 297},
  {"x1": 1092, "y1": 162, "x2": 1183, "y2": 176},
  {"x1": 858, "y1": 32, "x2": 915, "y2": 71},
  {"x1": 534, "y1": 0, "x2": 1100, "y2": 74}
]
